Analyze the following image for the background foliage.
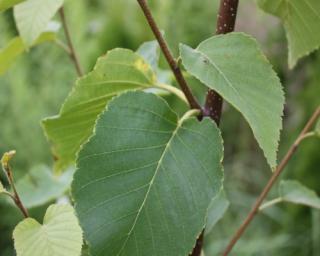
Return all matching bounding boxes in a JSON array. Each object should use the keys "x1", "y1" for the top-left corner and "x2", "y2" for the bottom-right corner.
[{"x1": 0, "y1": 0, "x2": 319, "y2": 255}]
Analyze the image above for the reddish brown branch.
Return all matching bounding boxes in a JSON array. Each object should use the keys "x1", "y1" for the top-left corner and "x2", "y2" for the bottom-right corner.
[
  {"x1": 11, "y1": 183, "x2": 29, "y2": 218},
  {"x1": 59, "y1": 7, "x2": 84, "y2": 77},
  {"x1": 137, "y1": 0, "x2": 202, "y2": 111},
  {"x1": 222, "y1": 106, "x2": 320, "y2": 255},
  {"x1": 191, "y1": 1, "x2": 239, "y2": 255},
  {"x1": 203, "y1": 0, "x2": 239, "y2": 124}
]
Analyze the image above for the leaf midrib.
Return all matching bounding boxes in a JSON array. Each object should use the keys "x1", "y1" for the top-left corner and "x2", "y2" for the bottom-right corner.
[{"x1": 116, "y1": 116, "x2": 181, "y2": 256}]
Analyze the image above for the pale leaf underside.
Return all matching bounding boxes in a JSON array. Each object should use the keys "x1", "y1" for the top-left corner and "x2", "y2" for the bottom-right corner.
[
  {"x1": 279, "y1": 180, "x2": 320, "y2": 209},
  {"x1": 180, "y1": 32, "x2": 284, "y2": 169},
  {"x1": 14, "y1": 0, "x2": 63, "y2": 46},
  {"x1": 16, "y1": 165, "x2": 74, "y2": 208},
  {"x1": 42, "y1": 49, "x2": 157, "y2": 171},
  {"x1": 13, "y1": 204, "x2": 83, "y2": 256}
]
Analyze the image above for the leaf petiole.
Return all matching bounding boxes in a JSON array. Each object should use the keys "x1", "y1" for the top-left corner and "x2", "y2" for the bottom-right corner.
[{"x1": 155, "y1": 83, "x2": 188, "y2": 104}]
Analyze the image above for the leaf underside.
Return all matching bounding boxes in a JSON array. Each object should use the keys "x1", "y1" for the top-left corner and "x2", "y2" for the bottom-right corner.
[
  {"x1": 14, "y1": 0, "x2": 63, "y2": 46},
  {"x1": 180, "y1": 32, "x2": 284, "y2": 169},
  {"x1": 72, "y1": 91, "x2": 224, "y2": 256},
  {"x1": 280, "y1": 180, "x2": 320, "y2": 209},
  {"x1": 13, "y1": 204, "x2": 83, "y2": 256},
  {"x1": 258, "y1": 0, "x2": 320, "y2": 68},
  {"x1": 16, "y1": 165, "x2": 74, "y2": 208},
  {"x1": 42, "y1": 49, "x2": 157, "y2": 172}
]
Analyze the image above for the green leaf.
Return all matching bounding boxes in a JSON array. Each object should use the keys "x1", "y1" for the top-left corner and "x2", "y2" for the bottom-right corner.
[
  {"x1": 14, "y1": 0, "x2": 63, "y2": 46},
  {"x1": 16, "y1": 165, "x2": 74, "y2": 208},
  {"x1": 0, "y1": 181, "x2": 6, "y2": 193},
  {"x1": 137, "y1": 40, "x2": 160, "y2": 72},
  {"x1": 72, "y1": 91, "x2": 224, "y2": 256},
  {"x1": 13, "y1": 204, "x2": 83, "y2": 256},
  {"x1": 205, "y1": 189, "x2": 229, "y2": 235},
  {"x1": 42, "y1": 48, "x2": 159, "y2": 172},
  {"x1": 258, "y1": 0, "x2": 320, "y2": 68},
  {"x1": 137, "y1": 40, "x2": 172, "y2": 84},
  {"x1": 279, "y1": 180, "x2": 320, "y2": 209},
  {"x1": 180, "y1": 32, "x2": 284, "y2": 169},
  {"x1": 0, "y1": 31, "x2": 57, "y2": 75},
  {"x1": 0, "y1": 0, "x2": 24, "y2": 11}
]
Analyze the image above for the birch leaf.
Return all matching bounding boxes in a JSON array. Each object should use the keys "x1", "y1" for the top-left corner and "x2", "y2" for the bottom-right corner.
[
  {"x1": 180, "y1": 32, "x2": 284, "y2": 169},
  {"x1": 13, "y1": 204, "x2": 83, "y2": 256},
  {"x1": 72, "y1": 91, "x2": 224, "y2": 256}
]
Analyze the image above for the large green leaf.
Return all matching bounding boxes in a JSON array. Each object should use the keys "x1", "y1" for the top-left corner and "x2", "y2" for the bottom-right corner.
[
  {"x1": 42, "y1": 48, "x2": 169, "y2": 172},
  {"x1": 14, "y1": 0, "x2": 63, "y2": 46},
  {"x1": 16, "y1": 165, "x2": 74, "y2": 208},
  {"x1": 258, "y1": 0, "x2": 320, "y2": 68},
  {"x1": 279, "y1": 180, "x2": 320, "y2": 209},
  {"x1": 0, "y1": 31, "x2": 57, "y2": 75},
  {"x1": 13, "y1": 204, "x2": 83, "y2": 256},
  {"x1": 72, "y1": 91, "x2": 224, "y2": 256},
  {"x1": 0, "y1": 0, "x2": 24, "y2": 11},
  {"x1": 180, "y1": 32, "x2": 284, "y2": 169}
]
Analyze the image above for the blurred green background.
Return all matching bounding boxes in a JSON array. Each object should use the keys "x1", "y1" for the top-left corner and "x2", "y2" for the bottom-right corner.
[{"x1": 0, "y1": 0, "x2": 319, "y2": 255}]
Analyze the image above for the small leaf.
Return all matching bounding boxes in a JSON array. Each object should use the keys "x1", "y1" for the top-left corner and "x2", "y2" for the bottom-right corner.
[
  {"x1": 1, "y1": 150, "x2": 16, "y2": 171},
  {"x1": 16, "y1": 165, "x2": 74, "y2": 208},
  {"x1": 0, "y1": 181, "x2": 6, "y2": 193},
  {"x1": 137, "y1": 40, "x2": 173, "y2": 84},
  {"x1": 205, "y1": 189, "x2": 229, "y2": 235},
  {"x1": 0, "y1": 0, "x2": 24, "y2": 11},
  {"x1": 13, "y1": 204, "x2": 83, "y2": 256},
  {"x1": 0, "y1": 30, "x2": 57, "y2": 75},
  {"x1": 72, "y1": 91, "x2": 224, "y2": 256},
  {"x1": 258, "y1": 0, "x2": 320, "y2": 68},
  {"x1": 137, "y1": 40, "x2": 160, "y2": 72},
  {"x1": 42, "y1": 48, "x2": 158, "y2": 172},
  {"x1": 14, "y1": 0, "x2": 63, "y2": 46},
  {"x1": 279, "y1": 180, "x2": 320, "y2": 209},
  {"x1": 180, "y1": 32, "x2": 284, "y2": 169}
]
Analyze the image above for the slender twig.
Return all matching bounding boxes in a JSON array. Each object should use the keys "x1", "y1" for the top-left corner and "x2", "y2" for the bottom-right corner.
[
  {"x1": 222, "y1": 106, "x2": 320, "y2": 255},
  {"x1": 191, "y1": 1, "x2": 240, "y2": 255},
  {"x1": 59, "y1": 7, "x2": 84, "y2": 76},
  {"x1": 1, "y1": 151, "x2": 29, "y2": 218},
  {"x1": 136, "y1": 0, "x2": 201, "y2": 111}
]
